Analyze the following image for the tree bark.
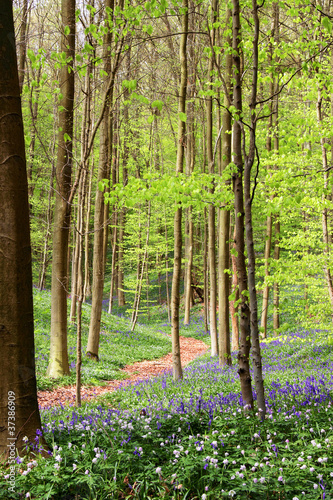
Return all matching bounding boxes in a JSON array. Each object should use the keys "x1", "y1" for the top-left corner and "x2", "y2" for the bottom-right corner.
[
  {"x1": 0, "y1": 1, "x2": 44, "y2": 458},
  {"x1": 218, "y1": 5, "x2": 232, "y2": 366},
  {"x1": 171, "y1": 0, "x2": 188, "y2": 381},
  {"x1": 47, "y1": 0, "x2": 76, "y2": 378},
  {"x1": 232, "y1": 0, "x2": 253, "y2": 409},
  {"x1": 207, "y1": 0, "x2": 218, "y2": 356},
  {"x1": 87, "y1": 0, "x2": 115, "y2": 360}
]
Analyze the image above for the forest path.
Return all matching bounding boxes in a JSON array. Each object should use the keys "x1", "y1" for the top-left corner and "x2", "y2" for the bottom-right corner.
[{"x1": 38, "y1": 335, "x2": 208, "y2": 409}]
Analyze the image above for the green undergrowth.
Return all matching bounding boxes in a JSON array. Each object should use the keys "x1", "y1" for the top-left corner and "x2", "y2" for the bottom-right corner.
[{"x1": 34, "y1": 289, "x2": 172, "y2": 391}]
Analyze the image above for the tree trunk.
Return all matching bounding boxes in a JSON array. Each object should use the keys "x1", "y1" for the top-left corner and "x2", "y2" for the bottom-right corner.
[
  {"x1": 207, "y1": 0, "x2": 218, "y2": 356},
  {"x1": 218, "y1": 5, "x2": 232, "y2": 366},
  {"x1": 230, "y1": 224, "x2": 239, "y2": 350},
  {"x1": 47, "y1": 0, "x2": 76, "y2": 378},
  {"x1": 87, "y1": 0, "x2": 115, "y2": 360},
  {"x1": 317, "y1": 86, "x2": 333, "y2": 320},
  {"x1": 18, "y1": 0, "x2": 29, "y2": 92},
  {"x1": 171, "y1": 0, "x2": 188, "y2": 381},
  {"x1": 0, "y1": 1, "x2": 45, "y2": 458},
  {"x1": 243, "y1": 0, "x2": 265, "y2": 419},
  {"x1": 232, "y1": 0, "x2": 253, "y2": 409}
]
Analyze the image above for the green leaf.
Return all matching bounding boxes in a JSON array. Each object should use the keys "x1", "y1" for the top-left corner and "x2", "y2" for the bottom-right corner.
[
  {"x1": 179, "y1": 112, "x2": 187, "y2": 122},
  {"x1": 152, "y1": 100, "x2": 164, "y2": 111},
  {"x1": 322, "y1": 16, "x2": 332, "y2": 34},
  {"x1": 63, "y1": 133, "x2": 71, "y2": 142},
  {"x1": 64, "y1": 25, "x2": 71, "y2": 36}
]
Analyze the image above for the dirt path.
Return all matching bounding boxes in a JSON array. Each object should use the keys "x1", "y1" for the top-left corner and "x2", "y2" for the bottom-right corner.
[{"x1": 38, "y1": 336, "x2": 208, "y2": 409}]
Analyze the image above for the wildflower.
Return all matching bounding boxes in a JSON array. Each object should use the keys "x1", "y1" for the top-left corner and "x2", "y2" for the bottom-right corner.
[
  {"x1": 22, "y1": 436, "x2": 29, "y2": 443},
  {"x1": 260, "y1": 477, "x2": 265, "y2": 483},
  {"x1": 201, "y1": 494, "x2": 207, "y2": 500},
  {"x1": 313, "y1": 484, "x2": 318, "y2": 490},
  {"x1": 26, "y1": 494, "x2": 31, "y2": 498},
  {"x1": 54, "y1": 463, "x2": 60, "y2": 470},
  {"x1": 73, "y1": 464, "x2": 77, "y2": 471},
  {"x1": 253, "y1": 478, "x2": 258, "y2": 483},
  {"x1": 278, "y1": 476, "x2": 283, "y2": 482},
  {"x1": 85, "y1": 470, "x2": 89, "y2": 475},
  {"x1": 156, "y1": 467, "x2": 162, "y2": 474}
]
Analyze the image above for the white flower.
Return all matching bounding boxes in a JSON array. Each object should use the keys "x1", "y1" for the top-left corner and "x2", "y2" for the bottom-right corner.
[
  {"x1": 68, "y1": 442, "x2": 72, "y2": 449},
  {"x1": 22, "y1": 436, "x2": 29, "y2": 443},
  {"x1": 54, "y1": 463, "x2": 60, "y2": 470},
  {"x1": 73, "y1": 464, "x2": 77, "y2": 471},
  {"x1": 201, "y1": 495, "x2": 207, "y2": 500},
  {"x1": 313, "y1": 483, "x2": 318, "y2": 489},
  {"x1": 26, "y1": 494, "x2": 31, "y2": 499},
  {"x1": 55, "y1": 455, "x2": 62, "y2": 462},
  {"x1": 156, "y1": 467, "x2": 162, "y2": 474}
]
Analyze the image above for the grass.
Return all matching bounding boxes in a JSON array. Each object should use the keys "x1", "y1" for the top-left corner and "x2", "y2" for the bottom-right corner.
[
  {"x1": 1, "y1": 288, "x2": 333, "y2": 498},
  {"x1": 34, "y1": 288, "x2": 175, "y2": 391}
]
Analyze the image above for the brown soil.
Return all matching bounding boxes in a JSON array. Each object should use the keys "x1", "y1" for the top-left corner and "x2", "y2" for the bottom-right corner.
[{"x1": 38, "y1": 336, "x2": 208, "y2": 409}]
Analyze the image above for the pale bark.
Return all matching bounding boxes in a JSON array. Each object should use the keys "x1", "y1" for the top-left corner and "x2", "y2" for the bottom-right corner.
[
  {"x1": 47, "y1": 0, "x2": 76, "y2": 378},
  {"x1": 317, "y1": 86, "x2": 333, "y2": 320},
  {"x1": 131, "y1": 203, "x2": 151, "y2": 332},
  {"x1": 207, "y1": 0, "x2": 218, "y2": 356},
  {"x1": 171, "y1": 0, "x2": 188, "y2": 381},
  {"x1": 184, "y1": 2, "x2": 195, "y2": 325},
  {"x1": 87, "y1": 0, "x2": 115, "y2": 360},
  {"x1": 218, "y1": 5, "x2": 232, "y2": 366}
]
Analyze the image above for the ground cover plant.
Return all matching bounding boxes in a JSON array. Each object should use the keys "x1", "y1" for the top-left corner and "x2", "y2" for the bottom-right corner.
[
  {"x1": 34, "y1": 289, "x2": 172, "y2": 391},
  {"x1": 1, "y1": 320, "x2": 333, "y2": 499}
]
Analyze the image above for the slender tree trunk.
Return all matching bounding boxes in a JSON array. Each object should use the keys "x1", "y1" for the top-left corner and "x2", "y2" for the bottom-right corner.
[
  {"x1": 39, "y1": 165, "x2": 55, "y2": 290},
  {"x1": 47, "y1": 0, "x2": 76, "y2": 378},
  {"x1": 243, "y1": 0, "x2": 265, "y2": 419},
  {"x1": 131, "y1": 203, "x2": 151, "y2": 332},
  {"x1": 207, "y1": 0, "x2": 218, "y2": 356},
  {"x1": 203, "y1": 207, "x2": 209, "y2": 333},
  {"x1": 18, "y1": 0, "x2": 29, "y2": 92},
  {"x1": 232, "y1": 0, "x2": 253, "y2": 409},
  {"x1": 171, "y1": 0, "x2": 188, "y2": 381},
  {"x1": 184, "y1": 4, "x2": 195, "y2": 325},
  {"x1": 230, "y1": 224, "x2": 239, "y2": 350},
  {"x1": 87, "y1": 0, "x2": 115, "y2": 360},
  {"x1": 261, "y1": 2, "x2": 279, "y2": 338},
  {"x1": 165, "y1": 217, "x2": 171, "y2": 323},
  {"x1": 218, "y1": 5, "x2": 232, "y2": 366},
  {"x1": 317, "y1": 86, "x2": 333, "y2": 320},
  {"x1": 0, "y1": 1, "x2": 45, "y2": 457}
]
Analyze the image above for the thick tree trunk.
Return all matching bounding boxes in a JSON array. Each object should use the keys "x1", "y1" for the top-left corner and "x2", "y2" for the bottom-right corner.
[
  {"x1": 47, "y1": 0, "x2": 75, "y2": 378},
  {"x1": 171, "y1": 0, "x2": 188, "y2": 381},
  {"x1": 0, "y1": 2, "x2": 44, "y2": 458}
]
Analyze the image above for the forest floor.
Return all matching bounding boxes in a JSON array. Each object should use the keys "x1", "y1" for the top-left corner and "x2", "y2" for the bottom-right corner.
[{"x1": 37, "y1": 335, "x2": 208, "y2": 408}]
